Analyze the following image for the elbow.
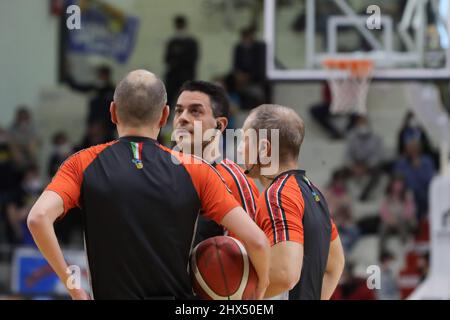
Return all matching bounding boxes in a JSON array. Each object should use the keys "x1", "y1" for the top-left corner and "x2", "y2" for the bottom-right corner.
[
  {"x1": 280, "y1": 276, "x2": 299, "y2": 292},
  {"x1": 273, "y1": 268, "x2": 300, "y2": 292},
  {"x1": 27, "y1": 209, "x2": 47, "y2": 232},
  {"x1": 245, "y1": 230, "x2": 270, "y2": 252}
]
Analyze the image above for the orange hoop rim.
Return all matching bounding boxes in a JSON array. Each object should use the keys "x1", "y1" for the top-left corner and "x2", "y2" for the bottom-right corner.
[{"x1": 323, "y1": 58, "x2": 374, "y2": 77}]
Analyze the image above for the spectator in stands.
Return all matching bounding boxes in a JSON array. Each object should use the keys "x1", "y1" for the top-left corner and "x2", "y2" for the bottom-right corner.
[
  {"x1": 0, "y1": 128, "x2": 23, "y2": 244},
  {"x1": 230, "y1": 26, "x2": 268, "y2": 109},
  {"x1": 325, "y1": 169, "x2": 352, "y2": 216},
  {"x1": 344, "y1": 116, "x2": 384, "y2": 201},
  {"x1": 377, "y1": 251, "x2": 400, "y2": 300},
  {"x1": 75, "y1": 121, "x2": 111, "y2": 152},
  {"x1": 5, "y1": 164, "x2": 42, "y2": 245},
  {"x1": 9, "y1": 107, "x2": 41, "y2": 169},
  {"x1": 164, "y1": 15, "x2": 199, "y2": 107},
  {"x1": 379, "y1": 174, "x2": 416, "y2": 251},
  {"x1": 65, "y1": 65, "x2": 116, "y2": 141},
  {"x1": 394, "y1": 138, "x2": 435, "y2": 222},
  {"x1": 397, "y1": 111, "x2": 437, "y2": 166},
  {"x1": 333, "y1": 204, "x2": 360, "y2": 253},
  {"x1": 394, "y1": 138, "x2": 435, "y2": 221},
  {"x1": 47, "y1": 132, "x2": 73, "y2": 178}
]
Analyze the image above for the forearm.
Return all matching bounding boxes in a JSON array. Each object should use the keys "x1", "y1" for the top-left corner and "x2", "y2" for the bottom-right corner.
[
  {"x1": 322, "y1": 237, "x2": 345, "y2": 300},
  {"x1": 28, "y1": 215, "x2": 70, "y2": 286},
  {"x1": 321, "y1": 270, "x2": 341, "y2": 300},
  {"x1": 241, "y1": 236, "x2": 270, "y2": 290}
]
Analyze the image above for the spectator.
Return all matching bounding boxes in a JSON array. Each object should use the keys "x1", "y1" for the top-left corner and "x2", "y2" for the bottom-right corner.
[
  {"x1": 0, "y1": 128, "x2": 23, "y2": 245},
  {"x1": 397, "y1": 111, "x2": 437, "y2": 166},
  {"x1": 5, "y1": 164, "x2": 42, "y2": 245},
  {"x1": 65, "y1": 65, "x2": 116, "y2": 140},
  {"x1": 377, "y1": 251, "x2": 400, "y2": 300},
  {"x1": 379, "y1": 174, "x2": 416, "y2": 251},
  {"x1": 325, "y1": 169, "x2": 352, "y2": 216},
  {"x1": 333, "y1": 205, "x2": 361, "y2": 253},
  {"x1": 230, "y1": 26, "x2": 268, "y2": 109},
  {"x1": 164, "y1": 15, "x2": 199, "y2": 107},
  {"x1": 9, "y1": 107, "x2": 41, "y2": 168},
  {"x1": 344, "y1": 116, "x2": 384, "y2": 201},
  {"x1": 47, "y1": 132, "x2": 73, "y2": 178},
  {"x1": 75, "y1": 121, "x2": 111, "y2": 151},
  {"x1": 394, "y1": 138, "x2": 435, "y2": 221}
]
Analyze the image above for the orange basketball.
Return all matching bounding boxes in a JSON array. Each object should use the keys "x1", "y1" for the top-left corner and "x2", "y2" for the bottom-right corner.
[{"x1": 190, "y1": 236, "x2": 258, "y2": 300}]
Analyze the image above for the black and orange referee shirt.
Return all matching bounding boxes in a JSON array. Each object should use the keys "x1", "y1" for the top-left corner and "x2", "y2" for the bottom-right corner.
[
  {"x1": 256, "y1": 170, "x2": 339, "y2": 300},
  {"x1": 194, "y1": 158, "x2": 260, "y2": 244},
  {"x1": 46, "y1": 136, "x2": 240, "y2": 299}
]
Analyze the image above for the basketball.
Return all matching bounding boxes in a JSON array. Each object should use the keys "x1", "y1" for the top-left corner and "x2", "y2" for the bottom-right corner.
[{"x1": 190, "y1": 236, "x2": 258, "y2": 300}]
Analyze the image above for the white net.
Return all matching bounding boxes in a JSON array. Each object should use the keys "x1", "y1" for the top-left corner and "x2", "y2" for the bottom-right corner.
[{"x1": 323, "y1": 59, "x2": 373, "y2": 115}]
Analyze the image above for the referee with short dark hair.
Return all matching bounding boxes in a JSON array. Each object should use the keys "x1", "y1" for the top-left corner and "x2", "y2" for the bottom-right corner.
[{"x1": 28, "y1": 70, "x2": 270, "y2": 300}]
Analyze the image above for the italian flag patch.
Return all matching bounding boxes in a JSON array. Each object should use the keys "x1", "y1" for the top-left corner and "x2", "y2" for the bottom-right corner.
[{"x1": 130, "y1": 142, "x2": 144, "y2": 169}]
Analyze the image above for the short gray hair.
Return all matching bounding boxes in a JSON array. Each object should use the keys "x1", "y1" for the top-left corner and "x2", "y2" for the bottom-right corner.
[
  {"x1": 113, "y1": 70, "x2": 167, "y2": 126},
  {"x1": 247, "y1": 104, "x2": 305, "y2": 161}
]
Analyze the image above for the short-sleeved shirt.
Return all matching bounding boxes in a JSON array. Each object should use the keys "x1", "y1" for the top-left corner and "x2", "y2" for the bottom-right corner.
[
  {"x1": 46, "y1": 136, "x2": 239, "y2": 299},
  {"x1": 193, "y1": 158, "x2": 260, "y2": 245},
  {"x1": 256, "y1": 170, "x2": 338, "y2": 300}
]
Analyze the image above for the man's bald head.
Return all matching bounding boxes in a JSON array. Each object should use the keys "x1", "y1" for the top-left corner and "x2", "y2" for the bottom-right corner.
[
  {"x1": 246, "y1": 104, "x2": 305, "y2": 161},
  {"x1": 113, "y1": 70, "x2": 167, "y2": 126}
]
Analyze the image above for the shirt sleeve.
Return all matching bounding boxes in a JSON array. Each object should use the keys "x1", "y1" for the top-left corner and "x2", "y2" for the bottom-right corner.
[
  {"x1": 330, "y1": 219, "x2": 339, "y2": 242},
  {"x1": 217, "y1": 161, "x2": 259, "y2": 219},
  {"x1": 45, "y1": 152, "x2": 83, "y2": 215},
  {"x1": 184, "y1": 160, "x2": 241, "y2": 224},
  {"x1": 44, "y1": 142, "x2": 115, "y2": 216},
  {"x1": 255, "y1": 176, "x2": 304, "y2": 246}
]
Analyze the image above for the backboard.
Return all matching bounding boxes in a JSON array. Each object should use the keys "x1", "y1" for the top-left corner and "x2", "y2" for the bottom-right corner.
[{"x1": 264, "y1": 0, "x2": 450, "y2": 80}]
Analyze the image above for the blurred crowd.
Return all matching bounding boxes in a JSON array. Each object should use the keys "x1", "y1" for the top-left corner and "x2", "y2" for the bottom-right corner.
[{"x1": 311, "y1": 89, "x2": 438, "y2": 299}]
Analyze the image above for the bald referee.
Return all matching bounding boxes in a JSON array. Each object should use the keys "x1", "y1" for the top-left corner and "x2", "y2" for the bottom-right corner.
[
  {"x1": 27, "y1": 70, "x2": 270, "y2": 300},
  {"x1": 240, "y1": 105, "x2": 344, "y2": 300}
]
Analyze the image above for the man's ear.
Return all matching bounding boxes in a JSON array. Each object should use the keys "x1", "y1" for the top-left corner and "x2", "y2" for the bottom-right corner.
[
  {"x1": 258, "y1": 139, "x2": 271, "y2": 160},
  {"x1": 216, "y1": 117, "x2": 228, "y2": 133},
  {"x1": 110, "y1": 102, "x2": 118, "y2": 125},
  {"x1": 159, "y1": 105, "x2": 170, "y2": 128}
]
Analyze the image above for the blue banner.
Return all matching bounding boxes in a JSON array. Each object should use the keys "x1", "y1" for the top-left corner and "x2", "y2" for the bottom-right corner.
[
  {"x1": 66, "y1": 0, "x2": 139, "y2": 64},
  {"x1": 12, "y1": 247, "x2": 89, "y2": 296}
]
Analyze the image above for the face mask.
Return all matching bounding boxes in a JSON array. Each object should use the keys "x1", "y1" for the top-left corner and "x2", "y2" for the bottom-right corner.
[
  {"x1": 356, "y1": 125, "x2": 371, "y2": 136},
  {"x1": 17, "y1": 121, "x2": 30, "y2": 130},
  {"x1": 408, "y1": 118, "x2": 420, "y2": 128}
]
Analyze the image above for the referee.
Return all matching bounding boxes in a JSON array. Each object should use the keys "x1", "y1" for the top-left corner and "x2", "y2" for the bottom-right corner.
[
  {"x1": 172, "y1": 80, "x2": 260, "y2": 244},
  {"x1": 27, "y1": 70, "x2": 270, "y2": 300}
]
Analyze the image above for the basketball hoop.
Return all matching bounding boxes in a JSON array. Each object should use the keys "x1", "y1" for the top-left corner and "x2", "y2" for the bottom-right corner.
[{"x1": 323, "y1": 59, "x2": 374, "y2": 115}]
